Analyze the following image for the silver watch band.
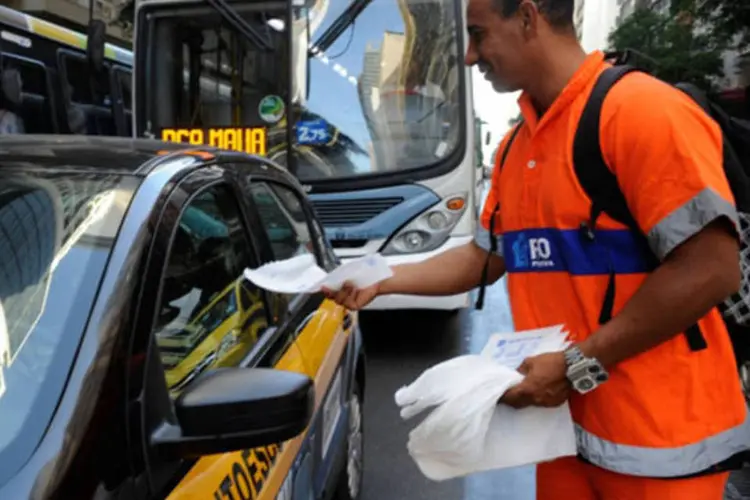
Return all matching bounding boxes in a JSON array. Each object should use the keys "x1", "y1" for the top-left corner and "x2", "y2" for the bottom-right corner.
[{"x1": 564, "y1": 345, "x2": 585, "y2": 367}]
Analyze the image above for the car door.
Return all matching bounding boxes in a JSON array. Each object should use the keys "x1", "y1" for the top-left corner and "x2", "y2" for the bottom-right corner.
[
  {"x1": 234, "y1": 167, "x2": 357, "y2": 500},
  {"x1": 133, "y1": 163, "x2": 314, "y2": 500}
]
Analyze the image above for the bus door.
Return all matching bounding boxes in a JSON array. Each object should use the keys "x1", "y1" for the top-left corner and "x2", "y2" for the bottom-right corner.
[{"x1": 134, "y1": 0, "x2": 303, "y2": 163}]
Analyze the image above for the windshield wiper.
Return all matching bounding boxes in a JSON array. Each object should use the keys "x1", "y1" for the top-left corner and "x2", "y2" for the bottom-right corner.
[
  {"x1": 417, "y1": 100, "x2": 448, "y2": 124},
  {"x1": 311, "y1": 0, "x2": 373, "y2": 54},
  {"x1": 205, "y1": 0, "x2": 274, "y2": 52}
]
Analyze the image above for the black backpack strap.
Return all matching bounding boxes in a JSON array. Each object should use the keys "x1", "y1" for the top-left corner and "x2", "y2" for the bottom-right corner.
[
  {"x1": 573, "y1": 65, "x2": 707, "y2": 351},
  {"x1": 574, "y1": 65, "x2": 642, "y2": 232},
  {"x1": 475, "y1": 123, "x2": 522, "y2": 310}
]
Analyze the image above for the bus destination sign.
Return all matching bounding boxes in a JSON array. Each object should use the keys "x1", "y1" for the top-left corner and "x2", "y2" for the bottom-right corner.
[{"x1": 160, "y1": 127, "x2": 267, "y2": 156}]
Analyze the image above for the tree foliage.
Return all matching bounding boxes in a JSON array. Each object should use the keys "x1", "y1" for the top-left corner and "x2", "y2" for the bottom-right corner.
[
  {"x1": 696, "y1": 0, "x2": 750, "y2": 53},
  {"x1": 607, "y1": 4, "x2": 733, "y2": 91}
]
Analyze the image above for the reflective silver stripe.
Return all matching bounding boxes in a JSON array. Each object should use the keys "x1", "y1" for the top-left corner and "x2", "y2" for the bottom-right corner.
[
  {"x1": 575, "y1": 407, "x2": 750, "y2": 477},
  {"x1": 474, "y1": 224, "x2": 503, "y2": 256},
  {"x1": 648, "y1": 187, "x2": 740, "y2": 260}
]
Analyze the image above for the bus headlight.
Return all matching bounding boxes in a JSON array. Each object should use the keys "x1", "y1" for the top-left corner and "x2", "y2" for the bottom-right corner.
[{"x1": 381, "y1": 193, "x2": 467, "y2": 255}]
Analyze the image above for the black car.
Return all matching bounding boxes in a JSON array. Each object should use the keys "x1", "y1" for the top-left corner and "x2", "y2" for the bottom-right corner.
[{"x1": 0, "y1": 136, "x2": 366, "y2": 500}]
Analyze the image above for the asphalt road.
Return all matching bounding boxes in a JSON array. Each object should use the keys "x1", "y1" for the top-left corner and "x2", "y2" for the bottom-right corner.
[{"x1": 357, "y1": 276, "x2": 536, "y2": 500}]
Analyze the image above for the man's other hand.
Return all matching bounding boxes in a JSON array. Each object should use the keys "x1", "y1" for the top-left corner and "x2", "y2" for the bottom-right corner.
[
  {"x1": 500, "y1": 352, "x2": 571, "y2": 409},
  {"x1": 322, "y1": 281, "x2": 380, "y2": 311}
]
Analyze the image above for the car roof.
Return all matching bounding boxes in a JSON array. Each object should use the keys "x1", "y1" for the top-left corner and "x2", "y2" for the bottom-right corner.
[{"x1": 0, "y1": 135, "x2": 284, "y2": 178}]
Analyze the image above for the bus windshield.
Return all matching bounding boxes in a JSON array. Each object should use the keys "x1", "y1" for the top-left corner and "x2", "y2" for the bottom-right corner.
[{"x1": 298, "y1": 0, "x2": 464, "y2": 182}]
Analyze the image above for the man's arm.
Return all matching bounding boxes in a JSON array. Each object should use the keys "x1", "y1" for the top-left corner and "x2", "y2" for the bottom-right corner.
[
  {"x1": 324, "y1": 242, "x2": 505, "y2": 310},
  {"x1": 379, "y1": 242, "x2": 506, "y2": 296},
  {"x1": 578, "y1": 218, "x2": 740, "y2": 368}
]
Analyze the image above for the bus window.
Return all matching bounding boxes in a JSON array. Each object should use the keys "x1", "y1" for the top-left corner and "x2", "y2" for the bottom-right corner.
[
  {"x1": 58, "y1": 51, "x2": 117, "y2": 136},
  {"x1": 0, "y1": 55, "x2": 55, "y2": 134}
]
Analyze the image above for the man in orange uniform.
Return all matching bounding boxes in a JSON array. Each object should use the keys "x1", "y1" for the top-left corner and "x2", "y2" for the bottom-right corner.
[{"x1": 323, "y1": 0, "x2": 750, "y2": 498}]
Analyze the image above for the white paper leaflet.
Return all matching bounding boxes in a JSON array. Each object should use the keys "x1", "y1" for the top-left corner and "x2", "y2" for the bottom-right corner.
[
  {"x1": 243, "y1": 252, "x2": 393, "y2": 295},
  {"x1": 394, "y1": 324, "x2": 577, "y2": 481}
]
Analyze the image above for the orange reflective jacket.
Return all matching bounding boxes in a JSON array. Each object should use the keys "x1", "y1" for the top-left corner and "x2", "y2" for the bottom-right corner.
[{"x1": 476, "y1": 51, "x2": 750, "y2": 478}]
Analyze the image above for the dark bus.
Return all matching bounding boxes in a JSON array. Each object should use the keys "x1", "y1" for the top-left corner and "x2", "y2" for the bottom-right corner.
[{"x1": 0, "y1": 5, "x2": 133, "y2": 136}]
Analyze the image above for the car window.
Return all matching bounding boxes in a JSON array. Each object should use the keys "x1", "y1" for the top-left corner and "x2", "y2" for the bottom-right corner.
[
  {"x1": 154, "y1": 184, "x2": 271, "y2": 396},
  {"x1": 250, "y1": 182, "x2": 316, "y2": 262},
  {"x1": 0, "y1": 170, "x2": 139, "y2": 486}
]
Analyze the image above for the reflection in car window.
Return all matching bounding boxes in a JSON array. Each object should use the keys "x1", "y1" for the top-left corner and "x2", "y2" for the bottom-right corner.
[
  {"x1": 0, "y1": 170, "x2": 139, "y2": 485},
  {"x1": 155, "y1": 185, "x2": 270, "y2": 396},
  {"x1": 287, "y1": 0, "x2": 463, "y2": 181},
  {"x1": 250, "y1": 182, "x2": 314, "y2": 262}
]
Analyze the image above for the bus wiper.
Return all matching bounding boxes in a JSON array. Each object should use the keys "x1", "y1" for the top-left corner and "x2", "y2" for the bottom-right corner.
[
  {"x1": 311, "y1": 0, "x2": 373, "y2": 54},
  {"x1": 205, "y1": 0, "x2": 274, "y2": 52},
  {"x1": 417, "y1": 100, "x2": 447, "y2": 124}
]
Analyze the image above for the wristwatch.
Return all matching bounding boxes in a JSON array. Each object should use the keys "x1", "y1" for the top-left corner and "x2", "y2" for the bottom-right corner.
[{"x1": 564, "y1": 346, "x2": 609, "y2": 394}]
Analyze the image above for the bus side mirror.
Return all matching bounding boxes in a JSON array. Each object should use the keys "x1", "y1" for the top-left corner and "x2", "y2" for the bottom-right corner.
[
  {"x1": 484, "y1": 131, "x2": 491, "y2": 146},
  {"x1": 87, "y1": 20, "x2": 107, "y2": 73}
]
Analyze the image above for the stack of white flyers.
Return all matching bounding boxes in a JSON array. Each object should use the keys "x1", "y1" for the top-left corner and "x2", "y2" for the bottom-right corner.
[
  {"x1": 395, "y1": 324, "x2": 577, "y2": 481},
  {"x1": 481, "y1": 324, "x2": 572, "y2": 370},
  {"x1": 243, "y1": 252, "x2": 393, "y2": 295}
]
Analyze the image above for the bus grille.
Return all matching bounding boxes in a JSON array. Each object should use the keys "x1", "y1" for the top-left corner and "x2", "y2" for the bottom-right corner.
[{"x1": 311, "y1": 197, "x2": 404, "y2": 227}]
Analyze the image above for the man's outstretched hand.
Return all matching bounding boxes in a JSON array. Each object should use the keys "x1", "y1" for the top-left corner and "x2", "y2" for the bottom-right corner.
[
  {"x1": 500, "y1": 352, "x2": 571, "y2": 409},
  {"x1": 322, "y1": 281, "x2": 380, "y2": 311}
]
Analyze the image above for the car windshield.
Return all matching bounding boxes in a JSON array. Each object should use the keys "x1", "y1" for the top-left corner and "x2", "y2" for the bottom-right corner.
[
  {"x1": 292, "y1": 0, "x2": 464, "y2": 181},
  {"x1": 0, "y1": 169, "x2": 138, "y2": 484}
]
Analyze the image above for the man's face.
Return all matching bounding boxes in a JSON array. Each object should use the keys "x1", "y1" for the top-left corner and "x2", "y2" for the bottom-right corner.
[{"x1": 465, "y1": 0, "x2": 530, "y2": 93}]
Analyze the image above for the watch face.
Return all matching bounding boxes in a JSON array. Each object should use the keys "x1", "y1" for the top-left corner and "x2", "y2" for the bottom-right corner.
[
  {"x1": 575, "y1": 376, "x2": 597, "y2": 394},
  {"x1": 568, "y1": 359, "x2": 609, "y2": 394}
]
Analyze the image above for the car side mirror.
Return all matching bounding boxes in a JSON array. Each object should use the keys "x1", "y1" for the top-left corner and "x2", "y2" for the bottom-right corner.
[{"x1": 151, "y1": 368, "x2": 314, "y2": 458}]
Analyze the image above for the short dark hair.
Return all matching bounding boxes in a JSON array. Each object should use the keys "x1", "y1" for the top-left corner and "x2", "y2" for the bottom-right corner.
[{"x1": 493, "y1": 0, "x2": 575, "y2": 30}]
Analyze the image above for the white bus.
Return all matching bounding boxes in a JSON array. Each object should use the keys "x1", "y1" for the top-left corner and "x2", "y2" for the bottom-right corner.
[{"x1": 133, "y1": 0, "x2": 484, "y2": 312}]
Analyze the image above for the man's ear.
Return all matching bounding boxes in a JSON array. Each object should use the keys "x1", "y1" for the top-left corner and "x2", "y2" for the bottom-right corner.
[{"x1": 517, "y1": 0, "x2": 540, "y2": 36}]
